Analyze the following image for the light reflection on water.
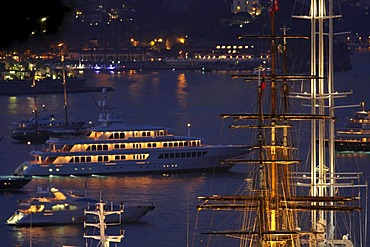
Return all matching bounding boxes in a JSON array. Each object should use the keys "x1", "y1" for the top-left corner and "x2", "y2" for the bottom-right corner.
[{"x1": 176, "y1": 73, "x2": 188, "y2": 108}]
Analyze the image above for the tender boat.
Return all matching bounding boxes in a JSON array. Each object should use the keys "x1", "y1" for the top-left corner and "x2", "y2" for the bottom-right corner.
[
  {"x1": 6, "y1": 187, "x2": 155, "y2": 226},
  {"x1": 0, "y1": 175, "x2": 32, "y2": 191},
  {"x1": 13, "y1": 88, "x2": 249, "y2": 176},
  {"x1": 335, "y1": 100, "x2": 370, "y2": 152}
]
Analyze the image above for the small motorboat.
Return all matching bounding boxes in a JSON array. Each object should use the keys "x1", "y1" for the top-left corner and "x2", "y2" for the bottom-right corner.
[{"x1": 6, "y1": 187, "x2": 155, "y2": 226}]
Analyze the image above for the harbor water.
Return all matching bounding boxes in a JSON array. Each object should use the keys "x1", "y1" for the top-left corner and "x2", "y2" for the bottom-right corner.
[{"x1": 0, "y1": 52, "x2": 370, "y2": 246}]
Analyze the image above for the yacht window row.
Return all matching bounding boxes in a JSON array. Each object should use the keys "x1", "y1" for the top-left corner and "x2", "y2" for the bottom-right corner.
[
  {"x1": 68, "y1": 154, "x2": 149, "y2": 163},
  {"x1": 19, "y1": 122, "x2": 63, "y2": 128},
  {"x1": 67, "y1": 140, "x2": 202, "y2": 152},
  {"x1": 158, "y1": 151, "x2": 207, "y2": 159},
  {"x1": 107, "y1": 130, "x2": 167, "y2": 139},
  {"x1": 51, "y1": 139, "x2": 202, "y2": 153},
  {"x1": 163, "y1": 140, "x2": 200, "y2": 147}
]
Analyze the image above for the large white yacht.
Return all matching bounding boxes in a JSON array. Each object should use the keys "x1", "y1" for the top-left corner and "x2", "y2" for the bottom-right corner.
[{"x1": 14, "y1": 88, "x2": 249, "y2": 177}]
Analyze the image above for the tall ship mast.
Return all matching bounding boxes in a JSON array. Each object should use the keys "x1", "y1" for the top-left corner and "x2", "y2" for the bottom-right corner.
[
  {"x1": 196, "y1": 0, "x2": 367, "y2": 246},
  {"x1": 84, "y1": 201, "x2": 125, "y2": 247}
]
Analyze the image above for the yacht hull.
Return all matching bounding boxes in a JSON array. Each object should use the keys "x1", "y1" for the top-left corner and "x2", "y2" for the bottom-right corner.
[
  {"x1": 16, "y1": 145, "x2": 249, "y2": 176},
  {"x1": 0, "y1": 176, "x2": 31, "y2": 191},
  {"x1": 7, "y1": 205, "x2": 155, "y2": 226}
]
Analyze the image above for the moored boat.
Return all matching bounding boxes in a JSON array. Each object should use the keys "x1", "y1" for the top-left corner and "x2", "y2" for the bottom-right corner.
[
  {"x1": 6, "y1": 187, "x2": 155, "y2": 226},
  {"x1": 13, "y1": 88, "x2": 250, "y2": 176},
  {"x1": 335, "y1": 100, "x2": 370, "y2": 152},
  {"x1": 0, "y1": 77, "x2": 87, "y2": 95},
  {"x1": 0, "y1": 175, "x2": 32, "y2": 191},
  {"x1": 11, "y1": 105, "x2": 89, "y2": 143}
]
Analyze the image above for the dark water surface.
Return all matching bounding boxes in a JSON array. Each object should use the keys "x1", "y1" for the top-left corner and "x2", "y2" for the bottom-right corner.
[{"x1": 0, "y1": 54, "x2": 370, "y2": 246}]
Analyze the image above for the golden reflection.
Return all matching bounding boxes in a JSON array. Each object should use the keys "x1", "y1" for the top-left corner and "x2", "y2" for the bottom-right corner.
[
  {"x1": 14, "y1": 225, "x2": 82, "y2": 246},
  {"x1": 7, "y1": 96, "x2": 18, "y2": 114},
  {"x1": 176, "y1": 73, "x2": 188, "y2": 107},
  {"x1": 28, "y1": 175, "x2": 206, "y2": 203}
]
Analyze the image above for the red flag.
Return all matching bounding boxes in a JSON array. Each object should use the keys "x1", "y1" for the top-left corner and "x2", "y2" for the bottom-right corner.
[
  {"x1": 261, "y1": 72, "x2": 266, "y2": 91},
  {"x1": 269, "y1": 0, "x2": 279, "y2": 16}
]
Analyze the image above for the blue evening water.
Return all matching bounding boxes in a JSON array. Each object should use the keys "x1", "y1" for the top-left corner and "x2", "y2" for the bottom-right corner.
[{"x1": 0, "y1": 52, "x2": 369, "y2": 246}]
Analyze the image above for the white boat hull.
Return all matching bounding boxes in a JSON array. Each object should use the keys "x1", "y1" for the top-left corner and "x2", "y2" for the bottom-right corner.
[
  {"x1": 7, "y1": 205, "x2": 154, "y2": 226},
  {"x1": 16, "y1": 145, "x2": 248, "y2": 176}
]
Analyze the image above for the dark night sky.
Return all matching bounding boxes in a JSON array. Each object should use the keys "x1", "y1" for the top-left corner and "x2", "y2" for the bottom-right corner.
[
  {"x1": 0, "y1": 1, "x2": 368, "y2": 49},
  {"x1": 0, "y1": 0, "x2": 69, "y2": 48}
]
